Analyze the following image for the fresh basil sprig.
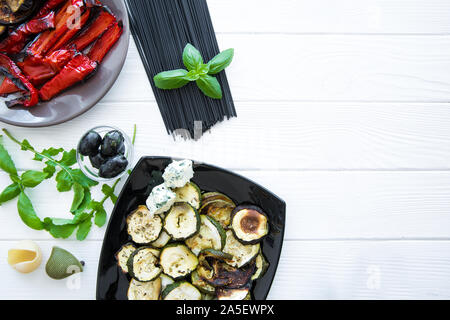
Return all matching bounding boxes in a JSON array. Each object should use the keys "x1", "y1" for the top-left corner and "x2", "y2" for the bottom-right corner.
[
  {"x1": 0, "y1": 125, "x2": 137, "y2": 240},
  {"x1": 154, "y1": 43, "x2": 234, "y2": 100}
]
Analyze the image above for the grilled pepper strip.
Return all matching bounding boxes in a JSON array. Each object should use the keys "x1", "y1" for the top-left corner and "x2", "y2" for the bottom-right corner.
[
  {"x1": 39, "y1": 54, "x2": 97, "y2": 101},
  {"x1": 49, "y1": 7, "x2": 91, "y2": 52},
  {"x1": 88, "y1": 21, "x2": 122, "y2": 63},
  {"x1": 0, "y1": 77, "x2": 20, "y2": 96},
  {"x1": 0, "y1": 11, "x2": 55, "y2": 54},
  {"x1": 27, "y1": 0, "x2": 85, "y2": 57},
  {"x1": 35, "y1": 0, "x2": 68, "y2": 18},
  {"x1": 18, "y1": 48, "x2": 76, "y2": 86},
  {"x1": 69, "y1": 9, "x2": 116, "y2": 51},
  {"x1": 0, "y1": 53, "x2": 38, "y2": 108}
]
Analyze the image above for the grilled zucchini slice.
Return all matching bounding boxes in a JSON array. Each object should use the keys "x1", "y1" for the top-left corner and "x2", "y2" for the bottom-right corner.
[
  {"x1": 162, "y1": 281, "x2": 202, "y2": 300},
  {"x1": 160, "y1": 273, "x2": 175, "y2": 292},
  {"x1": 200, "y1": 199, "x2": 235, "y2": 229},
  {"x1": 151, "y1": 230, "x2": 171, "y2": 248},
  {"x1": 217, "y1": 286, "x2": 251, "y2": 300},
  {"x1": 174, "y1": 182, "x2": 201, "y2": 210},
  {"x1": 160, "y1": 243, "x2": 198, "y2": 279},
  {"x1": 127, "y1": 247, "x2": 162, "y2": 282},
  {"x1": 251, "y1": 252, "x2": 269, "y2": 280},
  {"x1": 185, "y1": 215, "x2": 226, "y2": 255},
  {"x1": 115, "y1": 243, "x2": 136, "y2": 273},
  {"x1": 223, "y1": 230, "x2": 260, "y2": 268},
  {"x1": 191, "y1": 270, "x2": 215, "y2": 294},
  {"x1": 164, "y1": 202, "x2": 200, "y2": 241},
  {"x1": 231, "y1": 205, "x2": 269, "y2": 244},
  {"x1": 202, "y1": 192, "x2": 235, "y2": 207},
  {"x1": 127, "y1": 278, "x2": 161, "y2": 300},
  {"x1": 127, "y1": 205, "x2": 163, "y2": 244}
]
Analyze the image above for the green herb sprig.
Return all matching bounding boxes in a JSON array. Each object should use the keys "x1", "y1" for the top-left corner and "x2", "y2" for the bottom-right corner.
[
  {"x1": 154, "y1": 44, "x2": 234, "y2": 99},
  {"x1": 0, "y1": 125, "x2": 137, "y2": 240}
]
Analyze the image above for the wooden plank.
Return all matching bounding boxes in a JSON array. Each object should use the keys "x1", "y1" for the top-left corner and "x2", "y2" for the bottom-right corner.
[
  {"x1": 1, "y1": 171, "x2": 450, "y2": 240},
  {"x1": 3, "y1": 101, "x2": 450, "y2": 170},
  {"x1": 1, "y1": 240, "x2": 449, "y2": 300},
  {"x1": 102, "y1": 35, "x2": 450, "y2": 103},
  {"x1": 208, "y1": 0, "x2": 450, "y2": 34}
]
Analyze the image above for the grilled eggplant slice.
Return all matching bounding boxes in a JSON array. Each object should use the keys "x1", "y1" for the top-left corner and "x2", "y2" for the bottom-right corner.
[
  {"x1": 191, "y1": 270, "x2": 215, "y2": 294},
  {"x1": 223, "y1": 230, "x2": 260, "y2": 268},
  {"x1": 251, "y1": 252, "x2": 269, "y2": 281},
  {"x1": 174, "y1": 182, "x2": 201, "y2": 210},
  {"x1": 127, "y1": 278, "x2": 161, "y2": 300},
  {"x1": 0, "y1": 0, "x2": 39, "y2": 25},
  {"x1": 126, "y1": 205, "x2": 163, "y2": 244},
  {"x1": 231, "y1": 205, "x2": 269, "y2": 244},
  {"x1": 127, "y1": 247, "x2": 162, "y2": 282},
  {"x1": 164, "y1": 202, "x2": 200, "y2": 241},
  {"x1": 200, "y1": 199, "x2": 235, "y2": 229},
  {"x1": 162, "y1": 281, "x2": 202, "y2": 300},
  {"x1": 115, "y1": 243, "x2": 136, "y2": 273},
  {"x1": 160, "y1": 243, "x2": 198, "y2": 279},
  {"x1": 151, "y1": 230, "x2": 171, "y2": 248},
  {"x1": 185, "y1": 215, "x2": 226, "y2": 255},
  {"x1": 217, "y1": 286, "x2": 251, "y2": 300}
]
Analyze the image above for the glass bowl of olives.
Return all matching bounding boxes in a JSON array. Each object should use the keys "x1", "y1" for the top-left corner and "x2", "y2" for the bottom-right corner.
[{"x1": 76, "y1": 126, "x2": 134, "y2": 182}]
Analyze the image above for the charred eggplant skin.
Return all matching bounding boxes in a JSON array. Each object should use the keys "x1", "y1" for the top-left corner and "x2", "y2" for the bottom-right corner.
[
  {"x1": 230, "y1": 205, "x2": 269, "y2": 245},
  {"x1": 0, "y1": 0, "x2": 42, "y2": 25}
]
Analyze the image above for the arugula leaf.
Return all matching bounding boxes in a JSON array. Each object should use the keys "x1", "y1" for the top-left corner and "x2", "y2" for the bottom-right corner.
[
  {"x1": 55, "y1": 170, "x2": 74, "y2": 192},
  {"x1": 183, "y1": 43, "x2": 203, "y2": 71},
  {"x1": 18, "y1": 192, "x2": 44, "y2": 230},
  {"x1": 0, "y1": 139, "x2": 18, "y2": 176},
  {"x1": 207, "y1": 48, "x2": 234, "y2": 75},
  {"x1": 196, "y1": 75, "x2": 223, "y2": 99},
  {"x1": 21, "y1": 170, "x2": 47, "y2": 188},
  {"x1": 72, "y1": 189, "x2": 91, "y2": 215},
  {"x1": 70, "y1": 183, "x2": 85, "y2": 213},
  {"x1": 34, "y1": 147, "x2": 63, "y2": 161},
  {"x1": 0, "y1": 183, "x2": 21, "y2": 205},
  {"x1": 94, "y1": 208, "x2": 107, "y2": 227},
  {"x1": 43, "y1": 162, "x2": 57, "y2": 179},
  {"x1": 43, "y1": 218, "x2": 77, "y2": 239},
  {"x1": 76, "y1": 219, "x2": 92, "y2": 241},
  {"x1": 58, "y1": 149, "x2": 77, "y2": 167},
  {"x1": 102, "y1": 184, "x2": 117, "y2": 204},
  {"x1": 154, "y1": 69, "x2": 190, "y2": 90}
]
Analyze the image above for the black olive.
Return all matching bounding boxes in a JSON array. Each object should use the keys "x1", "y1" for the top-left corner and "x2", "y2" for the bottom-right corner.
[
  {"x1": 89, "y1": 152, "x2": 108, "y2": 169},
  {"x1": 79, "y1": 131, "x2": 102, "y2": 157},
  {"x1": 117, "y1": 142, "x2": 126, "y2": 155},
  {"x1": 101, "y1": 130, "x2": 125, "y2": 157},
  {"x1": 99, "y1": 155, "x2": 128, "y2": 178}
]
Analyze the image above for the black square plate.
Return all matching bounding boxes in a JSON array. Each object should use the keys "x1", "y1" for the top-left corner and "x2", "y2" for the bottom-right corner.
[{"x1": 96, "y1": 157, "x2": 286, "y2": 300}]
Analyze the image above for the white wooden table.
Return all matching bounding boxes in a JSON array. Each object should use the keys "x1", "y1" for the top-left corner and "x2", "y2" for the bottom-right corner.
[{"x1": 2, "y1": 0, "x2": 450, "y2": 300}]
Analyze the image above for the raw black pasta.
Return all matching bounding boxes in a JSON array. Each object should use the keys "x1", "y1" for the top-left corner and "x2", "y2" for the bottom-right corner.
[{"x1": 125, "y1": 0, "x2": 237, "y2": 138}]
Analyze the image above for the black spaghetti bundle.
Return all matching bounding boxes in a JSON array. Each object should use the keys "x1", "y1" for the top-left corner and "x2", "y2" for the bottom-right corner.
[{"x1": 125, "y1": 0, "x2": 237, "y2": 138}]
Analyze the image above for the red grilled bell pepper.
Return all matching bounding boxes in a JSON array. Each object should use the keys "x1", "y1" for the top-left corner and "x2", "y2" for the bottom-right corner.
[
  {"x1": 49, "y1": 7, "x2": 91, "y2": 52},
  {"x1": 0, "y1": 53, "x2": 38, "y2": 108},
  {"x1": 35, "y1": 0, "x2": 68, "y2": 18},
  {"x1": 69, "y1": 9, "x2": 116, "y2": 51},
  {"x1": 88, "y1": 21, "x2": 122, "y2": 63},
  {"x1": 0, "y1": 78, "x2": 20, "y2": 96},
  {"x1": 0, "y1": 11, "x2": 55, "y2": 54},
  {"x1": 39, "y1": 54, "x2": 97, "y2": 101},
  {"x1": 18, "y1": 48, "x2": 76, "y2": 86},
  {"x1": 28, "y1": 0, "x2": 85, "y2": 57}
]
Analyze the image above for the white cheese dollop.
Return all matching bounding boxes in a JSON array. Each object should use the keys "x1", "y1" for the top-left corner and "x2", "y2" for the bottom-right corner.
[
  {"x1": 146, "y1": 183, "x2": 176, "y2": 215},
  {"x1": 163, "y1": 159, "x2": 194, "y2": 188}
]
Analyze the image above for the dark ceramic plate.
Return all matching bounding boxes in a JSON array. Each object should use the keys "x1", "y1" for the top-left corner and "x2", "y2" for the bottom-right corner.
[
  {"x1": 0, "y1": 0, "x2": 130, "y2": 127},
  {"x1": 96, "y1": 157, "x2": 286, "y2": 300}
]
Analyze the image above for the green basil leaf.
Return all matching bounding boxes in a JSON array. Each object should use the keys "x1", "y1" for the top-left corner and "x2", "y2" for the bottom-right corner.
[
  {"x1": 58, "y1": 149, "x2": 77, "y2": 167},
  {"x1": 207, "y1": 48, "x2": 234, "y2": 75},
  {"x1": 183, "y1": 43, "x2": 203, "y2": 71},
  {"x1": 183, "y1": 70, "x2": 200, "y2": 81},
  {"x1": 94, "y1": 208, "x2": 107, "y2": 227},
  {"x1": 154, "y1": 69, "x2": 190, "y2": 90},
  {"x1": 21, "y1": 170, "x2": 47, "y2": 188},
  {"x1": 70, "y1": 183, "x2": 85, "y2": 213},
  {"x1": 55, "y1": 170, "x2": 73, "y2": 192},
  {"x1": 17, "y1": 192, "x2": 44, "y2": 230},
  {"x1": 0, "y1": 142, "x2": 17, "y2": 176},
  {"x1": 0, "y1": 183, "x2": 21, "y2": 205},
  {"x1": 76, "y1": 218, "x2": 92, "y2": 241},
  {"x1": 43, "y1": 218, "x2": 77, "y2": 239},
  {"x1": 196, "y1": 75, "x2": 223, "y2": 99}
]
